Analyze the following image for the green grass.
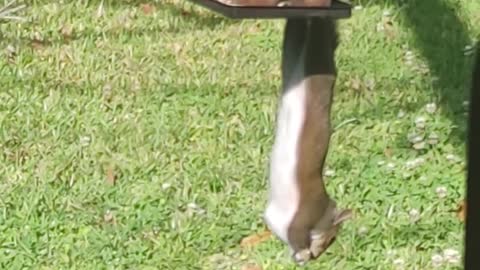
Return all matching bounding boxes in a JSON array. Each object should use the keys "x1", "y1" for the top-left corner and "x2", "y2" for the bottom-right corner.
[{"x1": 0, "y1": 0, "x2": 479, "y2": 269}]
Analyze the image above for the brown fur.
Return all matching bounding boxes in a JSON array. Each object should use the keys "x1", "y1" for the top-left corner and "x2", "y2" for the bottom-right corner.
[{"x1": 284, "y1": 18, "x2": 341, "y2": 254}]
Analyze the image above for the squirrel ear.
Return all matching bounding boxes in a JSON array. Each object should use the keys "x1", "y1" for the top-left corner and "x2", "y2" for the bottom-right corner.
[{"x1": 333, "y1": 209, "x2": 353, "y2": 226}]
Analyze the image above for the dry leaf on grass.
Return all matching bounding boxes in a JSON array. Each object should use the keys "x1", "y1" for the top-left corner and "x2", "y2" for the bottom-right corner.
[
  {"x1": 30, "y1": 39, "x2": 48, "y2": 51},
  {"x1": 351, "y1": 77, "x2": 361, "y2": 92},
  {"x1": 344, "y1": 76, "x2": 362, "y2": 92},
  {"x1": 382, "y1": 18, "x2": 396, "y2": 41},
  {"x1": 384, "y1": 147, "x2": 393, "y2": 158},
  {"x1": 140, "y1": 3, "x2": 156, "y2": 15},
  {"x1": 5, "y1": 44, "x2": 16, "y2": 63},
  {"x1": 103, "y1": 210, "x2": 116, "y2": 224},
  {"x1": 105, "y1": 165, "x2": 116, "y2": 185},
  {"x1": 240, "y1": 230, "x2": 272, "y2": 248},
  {"x1": 102, "y1": 83, "x2": 113, "y2": 103},
  {"x1": 241, "y1": 263, "x2": 262, "y2": 270},
  {"x1": 59, "y1": 23, "x2": 74, "y2": 40},
  {"x1": 180, "y1": 9, "x2": 191, "y2": 16},
  {"x1": 457, "y1": 200, "x2": 466, "y2": 222}
]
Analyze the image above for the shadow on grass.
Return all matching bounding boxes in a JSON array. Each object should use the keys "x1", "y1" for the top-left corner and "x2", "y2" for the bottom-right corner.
[
  {"x1": 388, "y1": 221, "x2": 461, "y2": 249},
  {"x1": 362, "y1": 0, "x2": 475, "y2": 143}
]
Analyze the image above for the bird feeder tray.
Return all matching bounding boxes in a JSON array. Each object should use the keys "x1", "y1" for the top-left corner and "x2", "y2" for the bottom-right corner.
[{"x1": 189, "y1": 0, "x2": 352, "y2": 19}]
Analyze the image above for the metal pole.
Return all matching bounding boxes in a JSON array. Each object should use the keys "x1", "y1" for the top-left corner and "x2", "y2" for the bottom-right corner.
[{"x1": 465, "y1": 45, "x2": 480, "y2": 270}]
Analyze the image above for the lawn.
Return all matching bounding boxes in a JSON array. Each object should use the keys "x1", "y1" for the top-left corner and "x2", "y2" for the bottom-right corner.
[{"x1": 0, "y1": 0, "x2": 479, "y2": 269}]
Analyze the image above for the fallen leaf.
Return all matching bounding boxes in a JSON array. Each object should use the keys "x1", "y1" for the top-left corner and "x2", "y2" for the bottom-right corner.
[
  {"x1": 105, "y1": 164, "x2": 116, "y2": 185},
  {"x1": 241, "y1": 263, "x2": 262, "y2": 270},
  {"x1": 384, "y1": 147, "x2": 393, "y2": 158},
  {"x1": 103, "y1": 210, "x2": 116, "y2": 224},
  {"x1": 457, "y1": 200, "x2": 466, "y2": 222},
  {"x1": 413, "y1": 141, "x2": 426, "y2": 150},
  {"x1": 240, "y1": 230, "x2": 272, "y2": 248},
  {"x1": 60, "y1": 23, "x2": 74, "y2": 40},
  {"x1": 5, "y1": 44, "x2": 16, "y2": 63},
  {"x1": 172, "y1": 43, "x2": 182, "y2": 54},
  {"x1": 131, "y1": 78, "x2": 141, "y2": 93},
  {"x1": 382, "y1": 18, "x2": 396, "y2": 41},
  {"x1": 103, "y1": 83, "x2": 113, "y2": 102},
  {"x1": 350, "y1": 76, "x2": 362, "y2": 92},
  {"x1": 30, "y1": 39, "x2": 47, "y2": 50},
  {"x1": 140, "y1": 3, "x2": 155, "y2": 15},
  {"x1": 59, "y1": 46, "x2": 74, "y2": 64},
  {"x1": 365, "y1": 78, "x2": 376, "y2": 91}
]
